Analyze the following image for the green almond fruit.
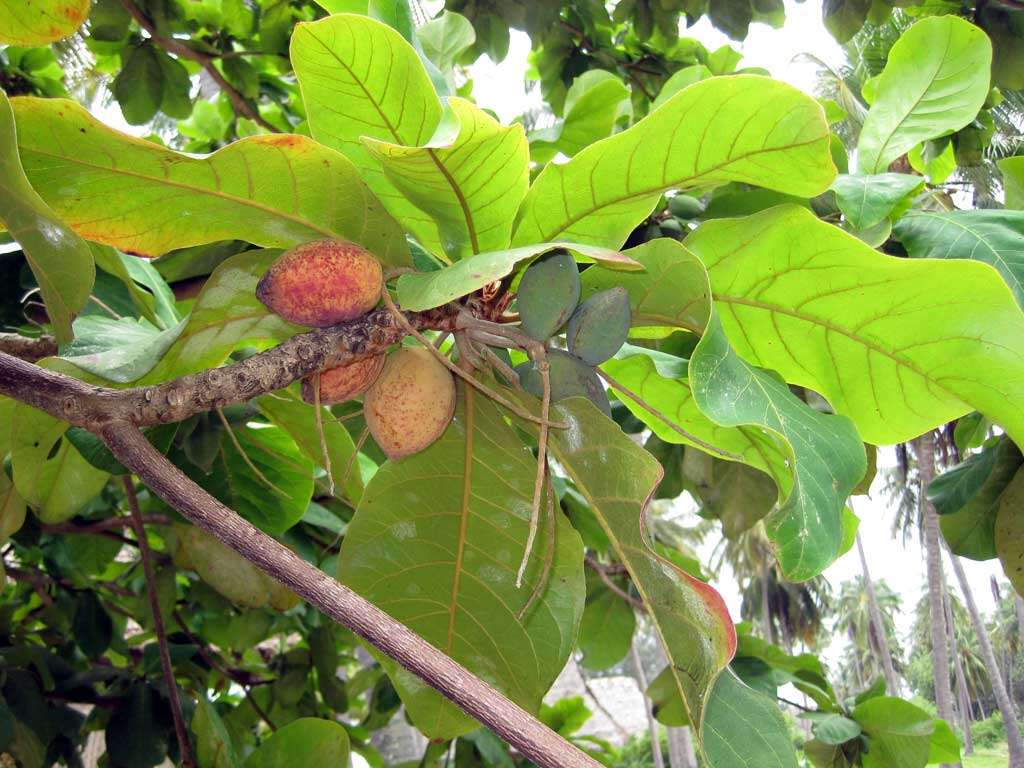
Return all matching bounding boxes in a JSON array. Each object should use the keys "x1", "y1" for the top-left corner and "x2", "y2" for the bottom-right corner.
[
  {"x1": 515, "y1": 350, "x2": 610, "y2": 417},
  {"x1": 517, "y1": 250, "x2": 581, "y2": 341},
  {"x1": 566, "y1": 286, "x2": 631, "y2": 365},
  {"x1": 668, "y1": 194, "x2": 704, "y2": 219}
]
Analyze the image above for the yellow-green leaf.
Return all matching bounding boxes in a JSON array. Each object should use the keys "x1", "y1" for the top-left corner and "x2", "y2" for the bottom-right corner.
[
  {"x1": 0, "y1": 0, "x2": 89, "y2": 44},
  {"x1": 11, "y1": 97, "x2": 408, "y2": 263}
]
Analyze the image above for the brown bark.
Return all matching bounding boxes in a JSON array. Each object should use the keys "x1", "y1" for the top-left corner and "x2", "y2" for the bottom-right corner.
[
  {"x1": 944, "y1": 589, "x2": 973, "y2": 755},
  {"x1": 948, "y1": 550, "x2": 1024, "y2": 768},
  {"x1": 915, "y1": 432, "x2": 960, "y2": 768},
  {"x1": 855, "y1": 532, "x2": 900, "y2": 694}
]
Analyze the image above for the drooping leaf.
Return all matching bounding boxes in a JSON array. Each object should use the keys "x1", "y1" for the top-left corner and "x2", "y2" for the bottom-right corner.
[
  {"x1": 998, "y1": 156, "x2": 1024, "y2": 210},
  {"x1": 856, "y1": 17, "x2": 992, "y2": 174},
  {"x1": 851, "y1": 696, "x2": 934, "y2": 768},
  {"x1": 61, "y1": 316, "x2": 184, "y2": 384},
  {"x1": 545, "y1": 398, "x2": 735, "y2": 734},
  {"x1": 11, "y1": 97, "x2": 408, "y2": 263},
  {"x1": 811, "y1": 714, "x2": 862, "y2": 746},
  {"x1": 245, "y1": 717, "x2": 350, "y2": 767},
  {"x1": 0, "y1": 91, "x2": 94, "y2": 343},
  {"x1": 512, "y1": 75, "x2": 834, "y2": 249},
  {"x1": 683, "y1": 450, "x2": 778, "y2": 539},
  {"x1": 927, "y1": 719, "x2": 962, "y2": 765},
  {"x1": 292, "y1": 13, "x2": 445, "y2": 256},
  {"x1": 700, "y1": 669, "x2": 799, "y2": 768},
  {"x1": 192, "y1": 697, "x2": 241, "y2": 768},
  {"x1": 529, "y1": 70, "x2": 631, "y2": 163},
  {"x1": 72, "y1": 591, "x2": 113, "y2": 659},
  {"x1": 830, "y1": 173, "x2": 923, "y2": 230},
  {"x1": 106, "y1": 684, "x2": 171, "y2": 768},
  {"x1": 683, "y1": 205, "x2": 1024, "y2": 448},
  {"x1": 363, "y1": 97, "x2": 529, "y2": 261},
  {"x1": 395, "y1": 241, "x2": 635, "y2": 311},
  {"x1": 418, "y1": 11, "x2": 475, "y2": 73},
  {"x1": 690, "y1": 315, "x2": 866, "y2": 580},
  {"x1": 894, "y1": 209, "x2": 1024, "y2": 307},
  {"x1": 10, "y1": 405, "x2": 109, "y2": 523},
  {"x1": 257, "y1": 386, "x2": 363, "y2": 504},
  {"x1": 0, "y1": 0, "x2": 90, "y2": 44},
  {"x1": 338, "y1": 386, "x2": 585, "y2": 738}
]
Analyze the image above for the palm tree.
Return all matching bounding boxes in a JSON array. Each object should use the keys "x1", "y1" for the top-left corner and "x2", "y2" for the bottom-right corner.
[
  {"x1": 947, "y1": 550, "x2": 1024, "y2": 766},
  {"x1": 832, "y1": 575, "x2": 904, "y2": 694},
  {"x1": 854, "y1": 529, "x2": 902, "y2": 694}
]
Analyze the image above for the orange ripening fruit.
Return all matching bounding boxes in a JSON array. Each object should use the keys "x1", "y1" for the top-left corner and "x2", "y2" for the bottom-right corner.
[
  {"x1": 363, "y1": 348, "x2": 456, "y2": 460},
  {"x1": 256, "y1": 239, "x2": 383, "y2": 327},
  {"x1": 301, "y1": 354, "x2": 386, "y2": 405}
]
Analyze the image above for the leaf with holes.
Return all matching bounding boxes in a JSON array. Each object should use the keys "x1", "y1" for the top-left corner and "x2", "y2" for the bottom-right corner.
[
  {"x1": 545, "y1": 398, "x2": 735, "y2": 738},
  {"x1": 512, "y1": 75, "x2": 834, "y2": 249},
  {"x1": 395, "y1": 241, "x2": 636, "y2": 311},
  {"x1": 0, "y1": 0, "x2": 90, "y2": 44},
  {"x1": 856, "y1": 16, "x2": 991, "y2": 174},
  {"x1": 894, "y1": 209, "x2": 1024, "y2": 307},
  {"x1": 11, "y1": 97, "x2": 407, "y2": 263},
  {"x1": 338, "y1": 385, "x2": 585, "y2": 738},
  {"x1": 292, "y1": 14, "x2": 446, "y2": 257},
  {"x1": 684, "y1": 205, "x2": 1024, "y2": 447},
  {"x1": 363, "y1": 98, "x2": 529, "y2": 261},
  {"x1": 690, "y1": 315, "x2": 866, "y2": 580},
  {"x1": 0, "y1": 91, "x2": 94, "y2": 343}
]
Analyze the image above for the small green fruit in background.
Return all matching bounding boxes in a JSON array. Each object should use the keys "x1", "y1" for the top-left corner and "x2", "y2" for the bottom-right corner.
[
  {"x1": 515, "y1": 350, "x2": 610, "y2": 417},
  {"x1": 517, "y1": 250, "x2": 581, "y2": 341},
  {"x1": 668, "y1": 193, "x2": 704, "y2": 219},
  {"x1": 566, "y1": 286, "x2": 631, "y2": 365}
]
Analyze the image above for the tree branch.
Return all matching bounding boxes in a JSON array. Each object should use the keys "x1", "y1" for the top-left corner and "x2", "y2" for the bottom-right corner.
[
  {"x1": 119, "y1": 0, "x2": 279, "y2": 132},
  {"x1": 39, "y1": 514, "x2": 171, "y2": 535},
  {"x1": 0, "y1": 306, "x2": 456, "y2": 430},
  {"x1": 122, "y1": 477, "x2": 195, "y2": 768},
  {"x1": 0, "y1": 332, "x2": 57, "y2": 362},
  {"x1": 100, "y1": 422, "x2": 600, "y2": 768}
]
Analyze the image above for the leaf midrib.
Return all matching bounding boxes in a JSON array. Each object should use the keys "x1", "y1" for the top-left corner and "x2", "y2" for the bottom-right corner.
[
  {"x1": 20, "y1": 146, "x2": 335, "y2": 243},
  {"x1": 529, "y1": 134, "x2": 826, "y2": 243}
]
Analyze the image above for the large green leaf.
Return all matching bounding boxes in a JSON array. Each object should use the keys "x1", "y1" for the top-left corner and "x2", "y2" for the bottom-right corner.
[
  {"x1": 0, "y1": 91, "x2": 94, "y2": 342},
  {"x1": 996, "y1": 468, "x2": 1024, "y2": 595},
  {"x1": 10, "y1": 405, "x2": 109, "y2": 523},
  {"x1": 683, "y1": 205, "x2": 1024, "y2": 447},
  {"x1": 830, "y1": 173, "x2": 923, "y2": 230},
  {"x1": 529, "y1": 70, "x2": 631, "y2": 164},
  {"x1": 690, "y1": 315, "x2": 866, "y2": 580},
  {"x1": 338, "y1": 386, "x2": 585, "y2": 738},
  {"x1": 602, "y1": 350, "x2": 792, "y2": 494},
  {"x1": 856, "y1": 17, "x2": 991, "y2": 174},
  {"x1": 395, "y1": 241, "x2": 635, "y2": 311},
  {"x1": 292, "y1": 14, "x2": 445, "y2": 256},
  {"x1": 0, "y1": 0, "x2": 90, "y2": 44},
  {"x1": 580, "y1": 238, "x2": 711, "y2": 332},
  {"x1": 700, "y1": 669, "x2": 799, "y2": 768},
  {"x1": 257, "y1": 386, "x2": 363, "y2": 504},
  {"x1": 417, "y1": 11, "x2": 475, "y2": 74},
  {"x1": 61, "y1": 316, "x2": 184, "y2": 384},
  {"x1": 11, "y1": 97, "x2": 408, "y2": 263},
  {"x1": 851, "y1": 696, "x2": 934, "y2": 768},
  {"x1": 545, "y1": 399, "x2": 734, "y2": 734},
  {"x1": 894, "y1": 209, "x2": 1024, "y2": 307},
  {"x1": 998, "y1": 156, "x2": 1024, "y2": 209},
  {"x1": 512, "y1": 75, "x2": 834, "y2": 249},
  {"x1": 245, "y1": 718, "x2": 350, "y2": 767},
  {"x1": 578, "y1": 573, "x2": 636, "y2": 671},
  {"x1": 364, "y1": 97, "x2": 529, "y2": 261}
]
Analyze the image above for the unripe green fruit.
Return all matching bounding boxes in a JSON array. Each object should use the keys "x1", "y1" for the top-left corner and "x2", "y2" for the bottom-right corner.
[
  {"x1": 515, "y1": 350, "x2": 610, "y2": 417},
  {"x1": 170, "y1": 524, "x2": 271, "y2": 608},
  {"x1": 516, "y1": 251, "x2": 581, "y2": 341},
  {"x1": 301, "y1": 354, "x2": 386, "y2": 405},
  {"x1": 668, "y1": 194, "x2": 704, "y2": 219},
  {"x1": 659, "y1": 217, "x2": 684, "y2": 240},
  {"x1": 363, "y1": 347, "x2": 456, "y2": 459},
  {"x1": 256, "y1": 239, "x2": 382, "y2": 328},
  {"x1": 566, "y1": 286, "x2": 631, "y2": 365}
]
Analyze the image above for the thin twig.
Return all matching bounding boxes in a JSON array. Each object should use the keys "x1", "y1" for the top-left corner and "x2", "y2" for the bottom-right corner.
[
  {"x1": 120, "y1": 0, "x2": 278, "y2": 132},
  {"x1": 584, "y1": 554, "x2": 647, "y2": 613},
  {"x1": 597, "y1": 369, "x2": 741, "y2": 461},
  {"x1": 39, "y1": 514, "x2": 172, "y2": 535},
  {"x1": 215, "y1": 407, "x2": 289, "y2": 496},
  {"x1": 312, "y1": 373, "x2": 337, "y2": 497},
  {"x1": 516, "y1": 478, "x2": 556, "y2": 620},
  {"x1": 123, "y1": 477, "x2": 195, "y2": 768}
]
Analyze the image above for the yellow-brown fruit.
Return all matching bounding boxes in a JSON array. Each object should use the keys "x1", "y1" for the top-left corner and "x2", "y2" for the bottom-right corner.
[
  {"x1": 256, "y1": 239, "x2": 382, "y2": 327},
  {"x1": 266, "y1": 578, "x2": 302, "y2": 611},
  {"x1": 300, "y1": 354, "x2": 386, "y2": 405},
  {"x1": 363, "y1": 347, "x2": 456, "y2": 460}
]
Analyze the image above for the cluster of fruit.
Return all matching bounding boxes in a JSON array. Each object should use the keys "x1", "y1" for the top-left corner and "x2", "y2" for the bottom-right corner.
[
  {"x1": 513, "y1": 252, "x2": 631, "y2": 417},
  {"x1": 256, "y1": 239, "x2": 456, "y2": 460}
]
